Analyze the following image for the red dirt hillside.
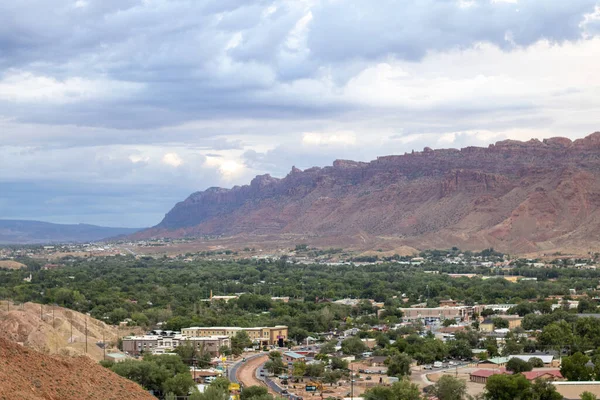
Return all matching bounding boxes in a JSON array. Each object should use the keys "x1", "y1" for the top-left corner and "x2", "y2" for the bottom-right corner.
[{"x1": 0, "y1": 337, "x2": 154, "y2": 400}]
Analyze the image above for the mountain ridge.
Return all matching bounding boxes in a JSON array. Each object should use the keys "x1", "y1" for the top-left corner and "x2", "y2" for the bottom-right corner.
[
  {"x1": 133, "y1": 132, "x2": 600, "y2": 254},
  {"x1": 0, "y1": 219, "x2": 141, "y2": 244}
]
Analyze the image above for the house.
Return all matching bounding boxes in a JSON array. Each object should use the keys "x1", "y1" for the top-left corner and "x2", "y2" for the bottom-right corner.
[
  {"x1": 521, "y1": 370, "x2": 563, "y2": 381},
  {"x1": 283, "y1": 351, "x2": 306, "y2": 364},
  {"x1": 367, "y1": 356, "x2": 388, "y2": 367},
  {"x1": 470, "y1": 369, "x2": 506, "y2": 384},
  {"x1": 480, "y1": 319, "x2": 495, "y2": 333},
  {"x1": 477, "y1": 357, "x2": 509, "y2": 369},
  {"x1": 105, "y1": 353, "x2": 129, "y2": 363}
]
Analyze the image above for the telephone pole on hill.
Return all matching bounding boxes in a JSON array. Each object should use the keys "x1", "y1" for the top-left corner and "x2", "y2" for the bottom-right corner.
[{"x1": 85, "y1": 315, "x2": 88, "y2": 354}]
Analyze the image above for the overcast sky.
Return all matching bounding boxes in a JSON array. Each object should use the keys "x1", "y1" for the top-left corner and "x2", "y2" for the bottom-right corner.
[{"x1": 1, "y1": 0, "x2": 600, "y2": 227}]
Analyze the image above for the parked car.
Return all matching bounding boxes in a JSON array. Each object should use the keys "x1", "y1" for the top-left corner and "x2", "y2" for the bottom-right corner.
[
  {"x1": 423, "y1": 365, "x2": 433, "y2": 370},
  {"x1": 433, "y1": 361, "x2": 443, "y2": 368}
]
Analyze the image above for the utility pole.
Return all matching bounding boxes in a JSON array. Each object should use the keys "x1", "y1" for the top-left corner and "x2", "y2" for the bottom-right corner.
[
  {"x1": 350, "y1": 364, "x2": 354, "y2": 400},
  {"x1": 40, "y1": 304, "x2": 43, "y2": 320},
  {"x1": 70, "y1": 317, "x2": 73, "y2": 344},
  {"x1": 52, "y1": 305, "x2": 55, "y2": 329},
  {"x1": 103, "y1": 332, "x2": 106, "y2": 361},
  {"x1": 85, "y1": 316, "x2": 88, "y2": 354}
]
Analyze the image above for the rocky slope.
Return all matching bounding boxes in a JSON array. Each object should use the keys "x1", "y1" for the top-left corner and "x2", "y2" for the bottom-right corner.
[
  {"x1": 0, "y1": 336, "x2": 154, "y2": 400},
  {"x1": 135, "y1": 133, "x2": 600, "y2": 253},
  {"x1": 0, "y1": 301, "x2": 132, "y2": 362}
]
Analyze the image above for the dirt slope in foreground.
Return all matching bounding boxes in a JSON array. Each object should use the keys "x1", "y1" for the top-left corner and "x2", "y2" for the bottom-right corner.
[
  {"x1": 0, "y1": 301, "x2": 139, "y2": 362},
  {"x1": 0, "y1": 337, "x2": 154, "y2": 400}
]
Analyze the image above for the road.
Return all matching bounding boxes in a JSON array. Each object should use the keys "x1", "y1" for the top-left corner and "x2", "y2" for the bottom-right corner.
[
  {"x1": 232, "y1": 354, "x2": 274, "y2": 393},
  {"x1": 228, "y1": 353, "x2": 265, "y2": 383}
]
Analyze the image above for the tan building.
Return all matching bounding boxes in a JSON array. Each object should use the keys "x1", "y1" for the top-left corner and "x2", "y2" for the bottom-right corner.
[
  {"x1": 401, "y1": 306, "x2": 483, "y2": 323},
  {"x1": 480, "y1": 319, "x2": 495, "y2": 333},
  {"x1": 498, "y1": 315, "x2": 523, "y2": 329},
  {"x1": 182, "y1": 326, "x2": 288, "y2": 346},
  {"x1": 122, "y1": 334, "x2": 230, "y2": 356}
]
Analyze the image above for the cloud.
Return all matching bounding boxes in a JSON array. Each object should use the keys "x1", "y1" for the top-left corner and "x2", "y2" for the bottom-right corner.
[
  {"x1": 162, "y1": 153, "x2": 184, "y2": 167},
  {"x1": 302, "y1": 131, "x2": 357, "y2": 146},
  {"x1": 2, "y1": 0, "x2": 600, "y2": 226}
]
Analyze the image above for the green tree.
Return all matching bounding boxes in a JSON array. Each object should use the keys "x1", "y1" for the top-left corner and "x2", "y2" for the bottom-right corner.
[
  {"x1": 386, "y1": 353, "x2": 412, "y2": 377},
  {"x1": 264, "y1": 358, "x2": 285, "y2": 375},
  {"x1": 501, "y1": 339, "x2": 524, "y2": 357},
  {"x1": 241, "y1": 386, "x2": 270, "y2": 400},
  {"x1": 492, "y1": 317, "x2": 509, "y2": 329},
  {"x1": 561, "y1": 352, "x2": 593, "y2": 381},
  {"x1": 432, "y1": 375, "x2": 467, "y2": 400},
  {"x1": 581, "y1": 392, "x2": 598, "y2": 400},
  {"x1": 163, "y1": 373, "x2": 196, "y2": 396},
  {"x1": 448, "y1": 340, "x2": 472, "y2": 360},
  {"x1": 363, "y1": 380, "x2": 422, "y2": 400},
  {"x1": 319, "y1": 340, "x2": 337, "y2": 354},
  {"x1": 530, "y1": 379, "x2": 562, "y2": 400},
  {"x1": 305, "y1": 362, "x2": 325, "y2": 378},
  {"x1": 174, "y1": 341, "x2": 199, "y2": 365},
  {"x1": 528, "y1": 357, "x2": 544, "y2": 368},
  {"x1": 341, "y1": 336, "x2": 368, "y2": 355},
  {"x1": 323, "y1": 370, "x2": 343, "y2": 386},
  {"x1": 292, "y1": 361, "x2": 307, "y2": 379},
  {"x1": 484, "y1": 374, "x2": 531, "y2": 400},
  {"x1": 538, "y1": 321, "x2": 574, "y2": 354},
  {"x1": 330, "y1": 357, "x2": 348, "y2": 370},
  {"x1": 506, "y1": 358, "x2": 533, "y2": 374},
  {"x1": 231, "y1": 331, "x2": 253, "y2": 356}
]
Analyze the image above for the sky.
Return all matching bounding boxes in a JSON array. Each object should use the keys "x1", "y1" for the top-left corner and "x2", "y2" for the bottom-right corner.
[{"x1": 1, "y1": 0, "x2": 600, "y2": 228}]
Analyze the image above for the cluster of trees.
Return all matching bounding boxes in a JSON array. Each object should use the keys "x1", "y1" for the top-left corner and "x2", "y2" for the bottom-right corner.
[
  {"x1": 100, "y1": 354, "x2": 196, "y2": 397},
  {"x1": 3, "y1": 253, "x2": 600, "y2": 334}
]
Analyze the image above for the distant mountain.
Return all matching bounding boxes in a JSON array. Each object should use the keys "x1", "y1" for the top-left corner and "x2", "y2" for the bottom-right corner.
[
  {"x1": 0, "y1": 220, "x2": 141, "y2": 244},
  {"x1": 133, "y1": 132, "x2": 600, "y2": 254}
]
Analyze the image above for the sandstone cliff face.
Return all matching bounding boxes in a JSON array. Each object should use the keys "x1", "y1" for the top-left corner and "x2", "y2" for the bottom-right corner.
[{"x1": 137, "y1": 133, "x2": 600, "y2": 253}]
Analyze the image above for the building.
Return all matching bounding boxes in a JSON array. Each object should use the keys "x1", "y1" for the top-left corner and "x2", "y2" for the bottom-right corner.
[
  {"x1": 480, "y1": 319, "x2": 495, "y2": 333},
  {"x1": 271, "y1": 297, "x2": 290, "y2": 303},
  {"x1": 477, "y1": 357, "x2": 509, "y2": 369},
  {"x1": 497, "y1": 315, "x2": 523, "y2": 329},
  {"x1": 283, "y1": 351, "x2": 306, "y2": 364},
  {"x1": 367, "y1": 356, "x2": 388, "y2": 367},
  {"x1": 439, "y1": 299, "x2": 458, "y2": 307},
  {"x1": 470, "y1": 369, "x2": 505, "y2": 384},
  {"x1": 190, "y1": 368, "x2": 223, "y2": 383},
  {"x1": 521, "y1": 370, "x2": 563, "y2": 381},
  {"x1": 470, "y1": 368, "x2": 562, "y2": 384},
  {"x1": 552, "y1": 382, "x2": 600, "y2": 400},
  {"x1": 484, "y1": 304, "x2": 517, "y2": 314},
  {"x1": 210, "y1": 295, "x2": 239, "y2": 303},
  {"x1": 401, "y1": 306, "x2": 484, "y2": 324},
  {"x1": 508, "y1": 355, "x2": 557, "y2": 367},
  {"x1": 105, "y1": 353, "x2": 129, "y2": 363},
  {"x1": 122, "y1": 334, "x2": 230, "y2": 356},
  {"x1": 182, "y1": 326, "x2": 288, "y2": 346}
]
